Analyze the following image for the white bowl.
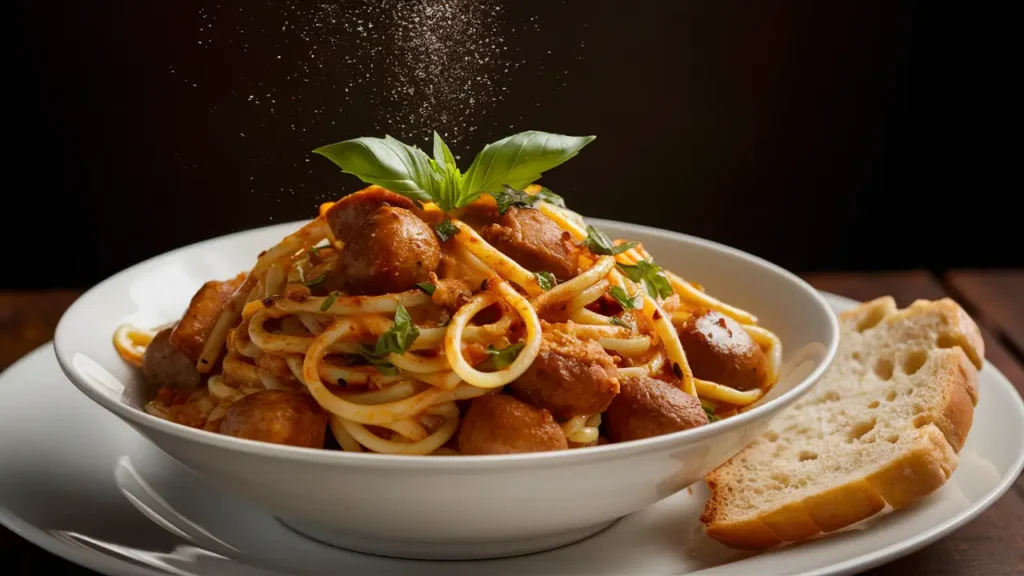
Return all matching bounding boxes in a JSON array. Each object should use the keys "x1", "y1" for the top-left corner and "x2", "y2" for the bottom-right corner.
[{"x1": 53, "y1": 218, "x2": 839, "y2": 560}]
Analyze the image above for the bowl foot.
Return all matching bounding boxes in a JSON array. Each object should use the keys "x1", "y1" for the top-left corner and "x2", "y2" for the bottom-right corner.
[{"x1": 276, "y1": 516, "x2": 620, "y2": 560}]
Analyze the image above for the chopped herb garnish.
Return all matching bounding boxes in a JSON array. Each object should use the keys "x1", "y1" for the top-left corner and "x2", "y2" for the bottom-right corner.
[
  {"x1": 354, "y1": 303, "x2": 421, "y2": 375},
  {"x1": 483, "y1": 342, "x2": 525, "y2": 370},
  {"x1": 305, "y1": 272, "x2": 327, "y2": 287},
  {"x1": 609, "y1": 286, "x2": 642, "y2": 310},
  {"x1": 610, "y1": 316, "x2": 633, "y2": 329},
  {"x1": 494, "y1": 185, "x2": 535, "y2": 214},
  {"x1": 356, "y1": 344, "x2": 400, "y2": 376},
  {"x1": 374, "y1": 303, "x2": 420, "y2": 356},
  {"x1": 320, "y1": 291, "x2": 340, "y2": 311},
  {"x1": 703, "y1": 405, "x2": 719, "y2": 422},
  {"x1": 535, "y1": 271, "x2": 556, "y2": 291},
  {"x1": 583, "y1": 225, "x2": 638, "y2": 256},
  {"x1": 415, "y1": 282, "x2": 437, "y2": 295},
  {"x1": 617, "y1": 260, "x2": 674, "y2": 299},
  {"x1": 433, "y1": 218, "x2": 460, "y2": 242}
]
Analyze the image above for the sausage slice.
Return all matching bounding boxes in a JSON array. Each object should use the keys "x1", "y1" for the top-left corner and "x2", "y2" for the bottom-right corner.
[
  {"x1": 338, "y1": 206, "x2": 441, "y2": 295},
  {"x1": 603, "y1": 376, "x2": 709, "y2": 442},
  {"x1": 508, "y1": 331, "x2": 619, "y2": 420},
  {"x1": 323, "y1": 186, "x2": 416, "y2": 244},
  {"x1": 458, "y1": 394, "x2": 568, "y2": 455},
  {"x1": 169, "y1": 274, "x2": 245, "y2": 365},
  {"x1": 675, "y1": 310, "x2": 768, "y2": 391},
  {"x1": 219, "y1": 389, "x2": 328, "y2": 448},
  {"x1": 479, "y1": 207, "x2": 580, "y2": 281}
]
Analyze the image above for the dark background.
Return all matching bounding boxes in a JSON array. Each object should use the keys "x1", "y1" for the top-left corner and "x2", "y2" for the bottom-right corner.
[{"x1": 11, "y1": 0, "x2": 1017, "y2": 290}]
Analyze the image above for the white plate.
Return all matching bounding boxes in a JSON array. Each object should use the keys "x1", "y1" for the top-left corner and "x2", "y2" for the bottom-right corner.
[{"x1": 3, "y1": 292, "x2": 1022, "y2": 576}]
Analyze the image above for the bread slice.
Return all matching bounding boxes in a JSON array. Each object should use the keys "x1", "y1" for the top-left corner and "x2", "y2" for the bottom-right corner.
[{"x1": 700, "y1": 296, "x2": 984, "y2": 549}]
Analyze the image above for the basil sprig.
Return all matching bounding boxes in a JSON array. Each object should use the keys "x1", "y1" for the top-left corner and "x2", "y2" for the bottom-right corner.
[{"x1": 313, "y1": 130, "x2": 594, "y2": 211}]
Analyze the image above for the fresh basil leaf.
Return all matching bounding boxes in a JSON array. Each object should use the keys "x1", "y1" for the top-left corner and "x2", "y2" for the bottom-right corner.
[
  {"x1": 534, "y1": 186, "x2": 566, "y2": 207},
  {"x1": 431, "y1": 132, "x2": 464, "y2": 210},
  {"x1": 458, "y1": 131, "x2": 595, "y2": 206},
  {"x1": 583, "y1": 225, "x2": 638, "y2": 256},
  {"x1": 535, "y1": 271, "x2": 556, "y2": 291},
  {"x1": 609, "y1": 316, "x2": 633, "y2": 329},
  {"x1": 617, "y1": 260, "x2": 674, "y2": 299},
  {"x1": 415, "y1": 282, "x2": 437, "y2": 295},
  {"x1": 494, "y1": 185, "x2": 535, "y2": 215},
  {"x1": 320, "y1": 291, "x2": 340, "y2": 311},
  {"x1": 356, "y1": 344, "x2": 400, "y2": 375},
  {"x1": 313, "y1": 135, "x2": 438, "y2": 202},
  {"x1": 433, "y1": 219, "x2": 460, "y2": 242},
  {"x1": 433, "y1": 131, "x2": 457, "y2": 172},
  {"x1": 609, "y1": 286, "x2": 642, "y2": 310},
  {"x1": 484, "y1": 342, "x2": 525, "y2": 370},
  {"x1": 304, "y1": 272, "x2": 327, "y2": 287},
  {"x1": 374, "y1": 303, "x2": 420, "y2": 356}
]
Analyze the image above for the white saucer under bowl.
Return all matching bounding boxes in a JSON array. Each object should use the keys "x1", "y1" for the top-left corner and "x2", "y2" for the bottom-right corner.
[{"x1": 3, "y1": 293, "x2": 1022, "y2": 576}]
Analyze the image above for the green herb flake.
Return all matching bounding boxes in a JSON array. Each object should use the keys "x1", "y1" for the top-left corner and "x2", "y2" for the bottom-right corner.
[
  {"x1": 535, "y1": 271, "x2": 556, "y2": 291},
  {"x1": 583, "y1": 225, "x2": 638, "y2": 256},
  {"x1": 617, "y1": 260, "x2": 674, "y2": 300},
  {"x1": 484, "y1": 342, "x2": 525, "y2": 370},
  {"x1": 494, "y1": 185, "x2": 535, "y2": 215},
  {"x1": 609, "y1": 316, "x2": 633, "y2": 329},
  {"x1": 320, "y1": 291, "x2": 340, "y2": 311},
  {"x1": 703, "y1": 405, "x2": 719, "y2": 422},
  {"x1": 433, "y1": 219, "x2": 460, "y2": 242},
  {"x1": 415, "y1": 282, "x2": 437, "y2": 295},
  {"x1": 373, "y1": 303, "x2": 421, "y2": 356},
  {"x1": 609, "y1": 286, "x2": 642, "y2": 310}
]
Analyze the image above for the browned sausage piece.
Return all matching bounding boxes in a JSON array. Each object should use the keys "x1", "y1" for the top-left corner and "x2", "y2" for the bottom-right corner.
[
  {"x1": 457, "y1": 394, "x2": 568, "y2": 455},
  {"x1": 479, "y1": 207, "x2": 580, "y2": 281},
  {"x1": 169, "y1": 273, "x2": 245, "y2": 365},
  {"x1": 323, "y1": 186, "x2": 416, "y2": 244},
  {"x1": 603, "y1": 376, "x2": 709, "y2": 442},
  {"x1": 508, "y1": 331, "x2": 619, "y2": 420},
  {"x1": 338, "y1": 206, "x2": 441, "y2": 295},
  {"x1": 675, "y1": 310, "x2": 768, "y2": 391},
  {"x1": 142, "y1": 327, "x2": 202, "y2": 389},
  {"x1": 219, "y1": 389, "x2": 328, "y2": 448}
]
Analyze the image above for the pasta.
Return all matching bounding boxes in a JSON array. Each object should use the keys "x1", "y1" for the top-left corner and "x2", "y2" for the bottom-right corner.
[{"x1": 113, "y1": 130, "x2": 782, "y2": 456}]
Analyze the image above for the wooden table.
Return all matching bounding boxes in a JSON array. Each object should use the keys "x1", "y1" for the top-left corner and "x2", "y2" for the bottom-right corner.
[{"x1": 2, "y1": 271, "x2": 1022, "y2": 575}]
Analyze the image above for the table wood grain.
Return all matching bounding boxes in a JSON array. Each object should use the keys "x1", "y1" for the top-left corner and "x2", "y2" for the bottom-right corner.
[{"x1": 1, "y1": 271, "x2": 1021, "y2": 576}]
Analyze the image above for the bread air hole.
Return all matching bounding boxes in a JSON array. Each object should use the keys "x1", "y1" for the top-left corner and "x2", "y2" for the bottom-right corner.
[
  {"x1": 873, "y1": 357, "x2": 894, "y2": 380},
  {"x1": 901, "y1": 349, "x2": 928, "y2": 375},
  {"x1": 848, "y1": 417, "x2": 876, "y2": 441},
  {"x1": 913, "y1": 414, "x2": 931, "y2": 428},
  {"x1": 798, "y1": 450, "x2": 818, "y2": 462},
  {"x1": 856, "y1": 304, "x2": 888, "y2": 332},
  {"x1": 886, "y1": 433, "x2": 900, "y2": 444},
  {"x1": 885, "y1": 389, "x2": 897, "y2": 402},
  {"x1": 867, "y1": 400, "x2": 880, "y2": 409},
  {"x1": 936, "y1": 332, "x2": 959, "y2": 349}
]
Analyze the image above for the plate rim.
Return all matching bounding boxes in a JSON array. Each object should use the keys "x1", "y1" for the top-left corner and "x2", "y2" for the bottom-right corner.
[
  {"x1": 51, "y1": 217, "x2": 841, "y2": 470},
  {"x1": 3, "y1": 292, "x2": 1022, "y2": 576}
]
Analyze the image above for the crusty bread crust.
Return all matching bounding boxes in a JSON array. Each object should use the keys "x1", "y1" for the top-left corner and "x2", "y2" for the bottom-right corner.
[{"x1": 700, "y1": 296, "x2": 984, "y2": 550}]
